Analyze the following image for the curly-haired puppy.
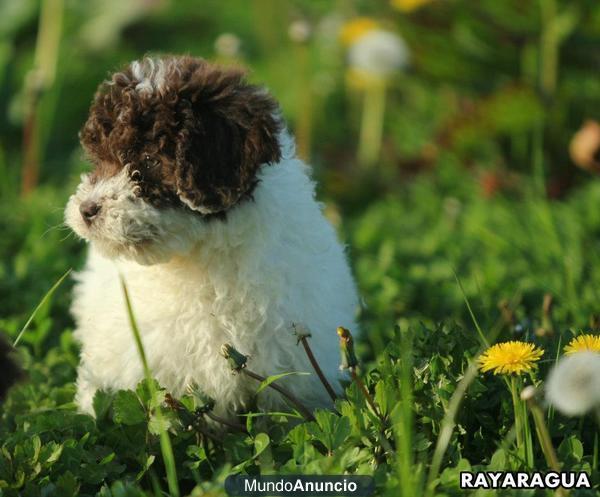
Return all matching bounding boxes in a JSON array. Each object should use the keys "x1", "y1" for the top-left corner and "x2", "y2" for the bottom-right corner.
[{"x1": 65, "y1": 55, "x2": 359, "y2": 421}]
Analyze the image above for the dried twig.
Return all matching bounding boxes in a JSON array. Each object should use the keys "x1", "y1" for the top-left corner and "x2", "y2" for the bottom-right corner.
[
  {"x1": 205, "y1": 411, "x2": 247, "y2": 432},
  {"x1": 336, "y1": 327, "x2": 394, "y2": 457},
  {"x1": 337, "y1": 327, "x2": 383, "y2": 420},
  {"x1": 293, "y1": 323, "x2": 338, "y2": 403},
  {"x1": 166, "y1": 391, "x2": 247, "y2": 433},
  {"x1": 221, "y1": 343, "x2": 316, "y2": 422}
]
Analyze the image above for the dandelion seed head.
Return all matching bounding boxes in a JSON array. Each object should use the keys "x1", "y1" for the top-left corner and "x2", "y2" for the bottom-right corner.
[
  {"x1": 520, "y1": 385, "x2": 537, "y2": 401},
  {"x1": 545, "y1": 352, "x2": 600, "y2": 416},
  {"x1": 214, "y1": 33, "x2": 241, "y2": 58},
  {"x1": 348, "y1": 29, "x2": 409, "y2": 78},
  {"x1": 288, "y1": 20, "x2": 311, "y2": 43}
]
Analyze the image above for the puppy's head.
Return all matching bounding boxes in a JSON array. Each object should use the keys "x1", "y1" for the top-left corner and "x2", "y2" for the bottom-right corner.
[{"x1": 65, "y1": 55, "x2": 281, "y2": 264}]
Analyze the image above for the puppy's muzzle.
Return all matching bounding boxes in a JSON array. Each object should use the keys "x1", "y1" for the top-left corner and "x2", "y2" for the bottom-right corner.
[{"x1": 80, "y1": 200, "x2": 101, "y2": 226}]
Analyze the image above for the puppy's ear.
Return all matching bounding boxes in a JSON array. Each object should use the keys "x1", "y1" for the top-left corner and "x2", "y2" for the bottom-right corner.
[{"x1": 174, "y1": 63, "x2": 282, "y2": 214}]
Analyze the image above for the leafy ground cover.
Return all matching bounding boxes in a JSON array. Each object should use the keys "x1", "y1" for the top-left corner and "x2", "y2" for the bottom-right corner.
[{"x1": 0, "y1": 162, "x2": 598, "y2": 496}]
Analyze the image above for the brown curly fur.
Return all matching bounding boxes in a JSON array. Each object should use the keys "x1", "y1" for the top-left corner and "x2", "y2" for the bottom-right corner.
[{"x1": 79, "y1": 55, "x2": 282, "y2": 214}]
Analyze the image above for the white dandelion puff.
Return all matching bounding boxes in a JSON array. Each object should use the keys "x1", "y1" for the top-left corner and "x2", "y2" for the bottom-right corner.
[
  {"x1": 214, "y1": 33, "x2": 241, "y2": 58},
  {"x1": 288, "y1": 20, "x2": 311, "y2": 43},
  {"x1": 348, "y1": 29, "x2": 409, "y2": 77},
  {"x1": 545, "y1": 352, "x2": 600, "y2": 416}
]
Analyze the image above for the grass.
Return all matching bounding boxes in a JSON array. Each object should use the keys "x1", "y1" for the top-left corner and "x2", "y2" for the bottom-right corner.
[
  {"x1": 0, "y1": 162, "x2": 599, "y2": 496},
  {"x1": 120, "y1": 277, "x2": 180, "y2": 497},
  {"x1": 13, "y1": 268, "x2": 72, "y2": 348}
]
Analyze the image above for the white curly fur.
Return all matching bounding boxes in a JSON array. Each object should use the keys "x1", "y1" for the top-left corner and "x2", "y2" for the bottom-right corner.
[{"x1": 65, "y1": 133, "x2": 360, "y2": 422}]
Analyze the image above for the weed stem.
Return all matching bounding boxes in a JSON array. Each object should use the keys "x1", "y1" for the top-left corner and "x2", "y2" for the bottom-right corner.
[
  {"x1": 510, "y1": 376, "x2": 525, "y2": 459},
  {"x1": 242, "y1": 369, "x2": 315, "y2": 422},
  {"x1": 205, "y1": 411, "x2": 247, "y2": 432},
  {"x1": 351, "y1": 370, "x2": 381, "y2": 421},
  {"x1": 297, "y1": 331, "x2": 338, "y2": 403}
]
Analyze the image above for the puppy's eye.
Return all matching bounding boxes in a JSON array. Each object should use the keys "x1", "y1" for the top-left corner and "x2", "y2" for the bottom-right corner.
[{"x1": 142, "y1": 154, "x2": 160, "y2": 169}]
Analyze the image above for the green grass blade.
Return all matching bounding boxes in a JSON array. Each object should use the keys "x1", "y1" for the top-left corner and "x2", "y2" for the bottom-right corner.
[
  {"x1": 255, "y1": 371, "x2": 310, "y2": 394},
  {"x1": 425, "y1": 361, "x2": 479, "y2": 497},
  {"x1": 453, "y1": 270, "x2": 489, "y2": 348},
  {"x1": 393, "y1": 323, "x2": 417, "y2": 496},
  {"x1": 14, "y1": 268, "x2": 72, "y2": 347},
  {"x1": 425, "y1": 287, "x2": 519, "y2": 495},
  {"x1": 120, "y1": 276, "x2": 180, "y2": 497}
]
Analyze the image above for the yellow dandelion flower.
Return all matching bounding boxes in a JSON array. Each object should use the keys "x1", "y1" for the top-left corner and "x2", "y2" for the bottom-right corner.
[
  {"x1": 391, "y1": 0, "x2": 434, "y2": 13},
  {"x1": 479, "y1": 341, "x2": 544, "y2": 375},
  {"x1": 339, "y1": 17, "x2": 378, "y2": 46},
  {"x1": 564, "y1": 334, "x2": 600, "y2": 355}
]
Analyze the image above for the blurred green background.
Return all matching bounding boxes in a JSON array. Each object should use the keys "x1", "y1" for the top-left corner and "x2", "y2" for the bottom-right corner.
[
  {"x1": 2, "y1": 2, "x2": 600, "y2": 495},
  {"x1": 0, "y1": 0, "x2": 600, "y2": 330},
  {"x1": 1, "y1": 0, "x2": 600, "y2": 342},
  {"x1": 3, "y1": 0, "x2": 599, "y2": 194}
]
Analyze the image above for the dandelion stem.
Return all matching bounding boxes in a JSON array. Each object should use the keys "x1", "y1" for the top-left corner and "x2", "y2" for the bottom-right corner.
[
  {"x1": 528, "y1": 400, "x2": 561, "y2": 471},
  {"x1": 539, "y1": 0, "x2": 559, "y2": 99},
  {"x1": 336, "y1": 326, "x2": 394, "y2": 457},
  {"x1": 205, "y1": 411, "x2": 247, "y2": 433},
  {"x1": 166, "y1": 392, "x2": 247, "y2": 433},
  {"x1": 242, "y1": 369, "x2": 315, "y2": 422},
  {"x1": 338, "y1": 325, "x2": 383, "y2": 419},
  {"x1": 351, "y1": 370, "x2": 382, "y2": 421},
  {"x1": 21, "y1": 0, "x2": 64, "y2": 195},
  {"x1": 350, "y1": 368, "x2": 395, "y2": 458},
  {"x1": 298, "y1": 335, "x2": 338, "y2": 403},
  {"x1": 510, "y1": 376, "x2": 525, "y2": 461},
  {"x1": 358, "y1": 80, "x2": 386, "y2": 168}
]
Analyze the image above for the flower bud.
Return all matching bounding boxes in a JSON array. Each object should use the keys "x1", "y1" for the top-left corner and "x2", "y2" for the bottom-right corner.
[
  {"x1": 337, "y1": 326, "x2": 359, "y2": 370},
  {"x1": 520, "y1": 385, "x2": 537, "y2": 402},
  {"x1": 292, "y1": 323, "x2": 312, "y2": 343},
  {"x1": 220, "y1": 343, "x2": 248, "y2": 372}
]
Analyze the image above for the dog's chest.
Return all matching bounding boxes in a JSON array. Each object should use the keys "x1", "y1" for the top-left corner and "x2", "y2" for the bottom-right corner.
[{"x1": 74, "y1": 251, "x2": 277, "y2": 367}]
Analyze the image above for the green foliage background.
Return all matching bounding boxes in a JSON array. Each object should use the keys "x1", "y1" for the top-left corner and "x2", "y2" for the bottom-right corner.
[{"x1": 0, "y1": 0, "x2": 599, "y2": 496}]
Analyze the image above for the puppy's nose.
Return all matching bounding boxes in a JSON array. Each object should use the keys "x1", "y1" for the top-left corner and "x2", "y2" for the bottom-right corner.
[{"x1": 80, "y1": 200, "x2": 101, "y2": 225}]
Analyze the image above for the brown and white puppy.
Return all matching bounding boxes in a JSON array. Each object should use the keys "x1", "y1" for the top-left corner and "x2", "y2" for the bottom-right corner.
[{"x1": 66, "y1": 56, "x2": 359, "y2": 421}]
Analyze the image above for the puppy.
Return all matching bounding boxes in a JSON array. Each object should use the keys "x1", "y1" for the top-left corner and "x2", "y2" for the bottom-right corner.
[{"x1": 65, "y1": 55, "x2": 359, "y2": 421}]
